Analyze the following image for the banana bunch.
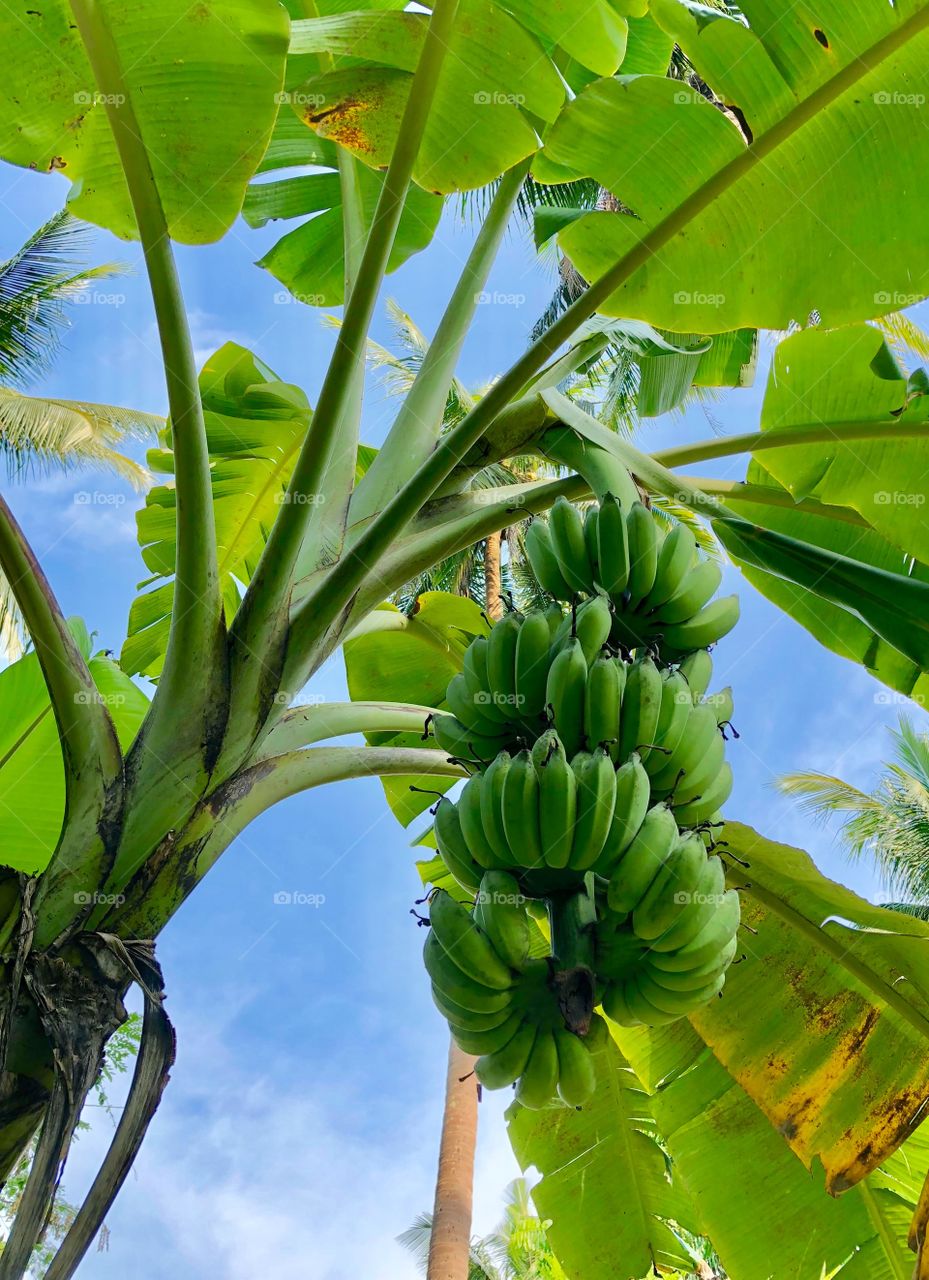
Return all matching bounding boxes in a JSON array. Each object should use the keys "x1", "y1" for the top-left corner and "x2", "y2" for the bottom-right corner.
[
  {"x1": 596, "y1": 827, "x2": 741, "y2": 1026},
  {"x1": 426, "y1": 876, "x2": 595, "y2": 1108},
  {"x1": 434, "y1": 733, "x2": 655, "y2": 894},
  {"x1": 525, "y1": 496, "x2": 740, "y2": 656}
]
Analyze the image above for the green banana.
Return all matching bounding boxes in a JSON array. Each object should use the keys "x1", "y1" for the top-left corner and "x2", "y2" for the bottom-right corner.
[
  {"x1": 617, "y1": 656, "x2": 662, "y2": 764},
  {"x1": 480, "y1": 752, "x2": 513, "y2": 864},
  {"x1": 476, "y1": 870, "x2": 530, "y2": 970},
  {"x1": 514, "y1": 609, "x2": 553, "y2": 720},
  {"x1": 430, "y1": 890, "x2": 514, "y2": 989},
  {"x1": 545, "y1": 637, "x2": 587, "y2": 758},
  {"x1": 623, "y1": 972, "x2": 683, "y2": 1026},
  {"x1": 635, "y1": 970, "x2": 725, "y2": 1017},
  {"x1": 515, "y1": 1030, "x2": 560, "y2": 1109},
  {"x1": 678, "y1": 649, "x2": 713, "y2": 699},
  {"x1": 607, "y1": 803, "x2": 679, "y2": 915},
  {"x1": 449, "y1": 1009, "x2": 524, "y2": 1056},
  {"x1": 596, "y1": 494, "x2": 630, "y2": 597},
  {"x1": 584, "y1": 505, "x2": 600, "y2": 581},
  {"x1": 584, "y1": 652, "x2": 624, "y2": 754},
  {"x1": 626, "y1": 502, "x2": 660, "y2": 607},
  {"x1": 502, "y1": 750, "x2": 545, "y2": 870},
  {"x1": 705, "y1": 685, "x2": 734, "y2": 726},
  {"x1": 431, "y1": 714, "x2": 503, "y2": 765},
  {"x1": 431, "y1": 983, "x2": 515, "y2": 1031},
  {"x1": 554, "y1": 1029, "x2": 596, "y2": 1106},
  {"x1": 551, "y1": 594, "x2": 612, "y2": 665},
  {"x1": 475, "y1": 1019, "x2": 537, "y2": 1089},
  {"x1": 601, "y1": 981, "x2": 643, "y2": 1028},
  {"x1": 457, "y1": 774, "x2": 501, "y2": 870},
  {"x1": 433, "y1": 798, "x2": 483, "y2": 893},
  {"x1": 538, "y1": 735, "x2": 577, "y2": 870},
  {"x1": 645, "y1": 669, "x2": 692, "y2": 778},
  {"x1": 423, "y1": 931, "x2": 512, "y2": 1013},
  {"x1": 660, "y1": 594, "x2": 741, "y2": 654},
  {"x1": 544, "y1": 601, "x2": 565, "y2": 641},
  {"x1": 597, "y1": 754, "x2": 651, "y2": 874},
  {"x1": 671, "y1": 729, "x2": 726, "y2": 807},
  {"x1": 652, "y1": 889, "x2": 741, "y2": 973},
  {"x1": 445, "y1": 673, "x2": 508, "y2": 738},
  {"x1": 550, "y1": 496, "x2": 594, "y2": 595},
  {"x1": 526, "y1": 519, "x2": 573, "y2": 601},
  {"x1": 650, "y1": 855, "x2": 726, "y2": 953},
  {"x1": 651, "y1": 559, "x2": 722, "y2": 625},
  {"x1": 487, "y1": 612, "x2": 522, "y2": 709},
  {"x1": 646, "y1": 936, "x2": 737, "y2": 993},
  {"x1": 632, "y1": 832, "x2": 706, "y2": 942},
  {"x1": 569, "y1": 748, "x2": 617, "y2": 871},
  {"x1": 647, "y1": 522, "x2": 697, "y2": 610},
  {"x1": 674, "y1": 762, "x2": 734, "y2": 827},
  {"x1": 650, "y1": 703, "x2": 720, "y2": 795}
]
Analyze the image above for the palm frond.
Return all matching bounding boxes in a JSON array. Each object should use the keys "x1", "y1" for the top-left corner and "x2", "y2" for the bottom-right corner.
[
  {"x1": 0, "y1": 389, "x2": 158, "y2": 488},
  {"x1": 879, "y1": 902, "x2": 929, "y2": 921},
  {"x1": 873, "y1": 311, "x2": 929, "y2": 362},
  {"x1": 650, "y1": 496, "x2": 719, "y2": 558},
  {"x1": 397, "y1": 1211, "x2": 500, "y2": 1280},
  {"x1": 0, "y1": 210, "x2": 126, "y2": 385}
]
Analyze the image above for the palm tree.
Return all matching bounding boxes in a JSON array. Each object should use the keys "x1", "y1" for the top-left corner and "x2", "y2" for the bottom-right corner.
[
  {"x1": 777, "y1": 716, "x2": 929, "y2": 918},
  {"x1": 0, "y1": 210, "x2": 161, "y2": 654}
]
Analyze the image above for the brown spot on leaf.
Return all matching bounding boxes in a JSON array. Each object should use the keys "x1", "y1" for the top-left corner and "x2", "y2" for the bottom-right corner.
[{"x1": 814, "y1": 28, "x2": 829, "y2": 48}]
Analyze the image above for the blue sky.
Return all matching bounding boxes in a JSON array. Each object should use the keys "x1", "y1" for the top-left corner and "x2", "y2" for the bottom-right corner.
[{"x1": 1, "y1": 159, "x2": 925, "y2": 1278}]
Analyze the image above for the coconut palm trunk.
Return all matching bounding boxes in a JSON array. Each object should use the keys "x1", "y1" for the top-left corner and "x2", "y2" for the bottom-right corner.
[{"x1": 427, "y1": 533, "x2": 505, "y2": 1280}]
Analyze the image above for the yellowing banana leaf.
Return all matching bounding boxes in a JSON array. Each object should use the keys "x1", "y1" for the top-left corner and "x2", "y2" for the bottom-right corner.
[
  {"x1": 535, "y1": 0, "x2": 929, "y2": 332},
  {"x1": 751, "y1": 325, "x2": 929, "y2": 562},
  {"x1": 698, "y1": 822, "x2": 929, "y2": 1192},
  {"x1": 507, "y1": 1023, "x2": 700, "y2": 1279},
  {"x1": 246, "y1": 159, "x2": 442, "y2": 307},
  {"x1": 615, "y1": 1017, "x2": 929, "y2": 1280},
  {"x1": 0, "y1": 0, "x2": 288, "y2": 242},
  {"x1": 0, "y1": 620, "x2": 149, "y2": 874},
  {"x1": 290, "y1": 0, "x2": 565, "y2": 191},
  {"x1": 343, "y1": 592, "x2": 489, "y2": 824},
  {"x1": 121, "y1": 343, "x2": 311, "y2": 678}
]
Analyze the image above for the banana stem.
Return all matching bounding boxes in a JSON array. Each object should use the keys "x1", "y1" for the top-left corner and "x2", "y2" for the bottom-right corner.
[{"x1": 549, "y1": 888, "x2": 597, "y2": 1035}]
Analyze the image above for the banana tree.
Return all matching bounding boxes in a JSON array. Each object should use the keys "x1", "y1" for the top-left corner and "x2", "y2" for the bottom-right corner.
[{"x1": 0, "y1": 0, "x2": 929, "y2": 1277}]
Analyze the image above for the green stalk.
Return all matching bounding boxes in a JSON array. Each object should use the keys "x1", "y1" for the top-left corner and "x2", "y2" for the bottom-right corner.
[
  {"x1": 224, "y1": 0, "x2": 460, "y2": 749},
  {"x1": 105, "y1": 747, "x2": 466, "y2": 937},
  {"x1": 0, "y1": 497, "x2": 122, "y2": 946},
  {"x1": 682, "y1": 477, "x2": 869, "y2": 528},
  {"x1": 67, "y1": 0, "x2": 225, "y2": 776},
  {"x1": 286, "y1": 5, "x2": 929, "y2": 675},
  {"x1": 654, "y1": 420, "x2": 928, "y2": 470},
  {"x1": 251, "y1": 699, "x2": 440, "y2": 761},
  {"x1": 352, "y1": 158, "x2": 531, "y2": 522}
]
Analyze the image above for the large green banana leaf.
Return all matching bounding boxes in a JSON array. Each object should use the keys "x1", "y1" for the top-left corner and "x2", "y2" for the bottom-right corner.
[
  {"x1": 121, "y1": 344, "x2": 311, "y2": 679},
  {"x1": 615, "y1": 1019, "x2": 929, "y2": 1280},
  {"x1": 507, "y1": 1022, "x2": 700, "y2": 1279},
  {"x1": 342, "y1": 593, "x2": 490, "y2": 824},
  {"x1": 0, "y1": 0, "x2": 288, "y2": 242},
  {"x1": 0, "y1": 620, "x2": 149, "y2": 874},
  {"x1": 535, "y1": 0, "x2": 929, "y2": 332},
  {"x1": 748, "y1": 325, "x2": 929, "y2": 561},
  {"x1": 289, "y1": 0, "x2": 567, "y2": 191},
  {"x1": 245, "y1": 126, "x2": 442, "y2": 306}
]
